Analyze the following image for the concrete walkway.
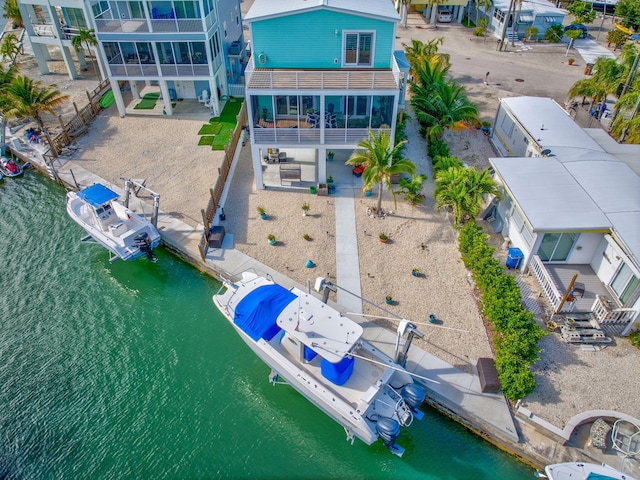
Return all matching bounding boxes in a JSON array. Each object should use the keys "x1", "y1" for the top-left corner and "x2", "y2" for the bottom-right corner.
[{"x1": 572, "y1": 37, "x2": 617, "y2": 65}]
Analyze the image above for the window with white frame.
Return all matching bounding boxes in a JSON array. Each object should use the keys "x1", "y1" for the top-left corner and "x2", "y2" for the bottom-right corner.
[
  {"x1": 344, "y1": 32, "x2": 373, "y2": 67},
  {"x1": 611, "y1": 263, "x2": 639, "y2": 305},
  {"x1": 493, "y1": 9, "x2": 505, "y2": 23},
  {"x1": 509, "y1": 206, "x2": 534, "y2": 248}
]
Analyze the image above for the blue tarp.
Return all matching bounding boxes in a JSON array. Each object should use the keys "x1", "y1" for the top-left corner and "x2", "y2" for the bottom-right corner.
[
  {"x1": 234, "y1": 284, "x2": 295, "y2": 342},
  {"x1": 78, "y1": 184, "x2": 119, "y2": 208},
  {"x1": 321, "y1": 356, "x2": 355, "y2": 386}
]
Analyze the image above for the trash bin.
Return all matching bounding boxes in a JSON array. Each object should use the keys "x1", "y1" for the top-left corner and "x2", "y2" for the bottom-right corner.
[
  {"x1": 506, "y1": 247, "x2": 524, "y2": 269},
  {"x1": 584, "y1": 63, "x2": 594, "y2": 75}
]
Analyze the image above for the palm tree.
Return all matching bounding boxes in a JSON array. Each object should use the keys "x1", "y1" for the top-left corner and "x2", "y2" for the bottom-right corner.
[
  {"x1": 611, "y1": 90, "x2": 640, "y2": 142},
  {"x1": 0, "y1": 33, "x2": 21, "y2": 65},
  {"x1": 4, "y1": 75, "x2": 69, "y2": 131},
  {"x1": 475, "y1": 0, "x2": 494, "y2": 25},
  {"x1": 434, "y1": 167, "x2": 469, "y2": 226},
  {"x1": 434, "y1": 166, "x2": 500, "y2": 226},
  {"x1": 0, "y1": 63, "x2": 17, "y2": 155},
  {"x1": 346, "y1": 130, "x2": 416, "y2": 215},
  {"x1": 396, "y1": 173, "x2": 428, "y2": 205},
  {"x1": 71, "y1": 28, "x2": 100, "y2": 80},
  {"x1": 412, "y1": 81, "x2": 479, "y2": 141},
  {"x1": 568, "y1": 57, "x2": 625, "y2": 119},
  {"x1": 2, "y1": 0, "x2": 23, "y2": 29},
  {"x1": 403, "y1": 38, "x2": 450, "y2": 78}
]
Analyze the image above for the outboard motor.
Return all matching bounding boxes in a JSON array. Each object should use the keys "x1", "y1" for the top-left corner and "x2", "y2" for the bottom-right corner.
[
  {"x1": 401, "y1": 383, "x2": 425, "y2": 409},
  {"x1": 134, "y1": 233, "x2": 157, "y2": 262},
  {"x1": 401, "y1": 383, "x2": 426, "y2": 421},
  {"x1": 376, "y1": 417, "x2": 400, "y2": 449}
]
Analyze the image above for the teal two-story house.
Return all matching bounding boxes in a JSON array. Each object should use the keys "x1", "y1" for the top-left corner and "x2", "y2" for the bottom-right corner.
[{"x1": 244, "y1": 0, "x2": 402, "y2": 189}]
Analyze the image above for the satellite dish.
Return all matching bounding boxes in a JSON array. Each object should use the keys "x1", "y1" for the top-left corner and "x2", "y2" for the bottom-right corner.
[
  {"x1": 541, "y1": 149, "x2": 552, "y2": 157},
  {"x1": 257, "y1": 52, "x2": 267, "y2": 65}
]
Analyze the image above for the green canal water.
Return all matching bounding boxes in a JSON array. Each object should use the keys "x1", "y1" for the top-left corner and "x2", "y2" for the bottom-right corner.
[{"x1": 0, "y1": 173, "x2": 535, "y2": 479}]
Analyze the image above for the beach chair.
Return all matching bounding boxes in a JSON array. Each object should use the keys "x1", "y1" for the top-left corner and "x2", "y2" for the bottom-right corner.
[{"x1": 198, "y1": 90, "x2": 209, "y2": 104}]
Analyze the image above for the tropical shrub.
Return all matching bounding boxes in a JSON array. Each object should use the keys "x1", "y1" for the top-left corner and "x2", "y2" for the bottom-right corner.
[
  {"x1": 545, "y1": 24, "x2": 564, "y2": 43},
  {"x1": 427, "y1": 138, "x2": 450, "y2": 159},
  {"x1": 525, "y1": 27, "x2": 539, "y2": 41},
  {"x1": 458, "y1": 223, "x2": 546, "y2": 401}
]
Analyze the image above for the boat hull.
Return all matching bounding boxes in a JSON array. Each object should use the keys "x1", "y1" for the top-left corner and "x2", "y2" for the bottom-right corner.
[
  {"x1": 544, "y1": 462, "x2": 636, "y2": 480},
  {"x1": 66, "y1": 190, "x2": 161, "y2": 261},
  {"x1": 220, "y1": 312, "x2": 379, "y2": 445},
  {"x1": 212, "y1": 272, "x2": 422, "y2": 451}
]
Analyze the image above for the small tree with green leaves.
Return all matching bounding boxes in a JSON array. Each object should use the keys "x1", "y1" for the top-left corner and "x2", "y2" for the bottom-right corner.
[
  {"x1": 545, "y1": 24, "x2": 564, "y2": 43},
  {"x1": 0, "y1": 33, "x2": 21, "y2": 65},
  {"x1": 525, "y1": 26, "x2": 539, "y2": 41},
  {"x1": 396, "y1": 173, "x2": 428, "y2": 205},
  {"x1": 473, "y1": 18, "x2": 490, "y2": 36},
  {"x1": 2, "y1": 0, "x2": 23, "y2": 29},
  {"x1": 567, "y1": 1, "x2": 597, "y2": 24},
  {"x1": 71, "y1": 28, "x2": 101, "y2": 79},
  {"x1": 607, "y1": 29, "x2": 629, "y2": 51}
]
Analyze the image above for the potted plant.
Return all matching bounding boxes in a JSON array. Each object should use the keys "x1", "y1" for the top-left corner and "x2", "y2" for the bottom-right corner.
[
  {"x1": 267, "y1": 234, "x2": 276, "y2": 245},
  {"x1": 364, "y1": 190, "x2": 372, "y2": 197},
  {"x1": 412, "y1": 268, "x2": 420, "y2": 277},
  {"x1": 379, "y1": 232, "x2": 388, "y2": 243},
  {"x1": 385, "y1": 295, "x2": 393, "y2": 305},
  {"x1": 303, "y1": 233, "x2": 311, "y2": 241},
  {"x1": 327, "y1": 151, "x2": 335, "y2": 161},
  {"x1": 568, "y1": 57, "x2": 575, "y2": 65},
  {"x1": 301, "y1": 201, "x2": 310, "y2": 217},
  {"x1": 481, "y1": 121, "x2": 491, "y2": 133},
  {"x1": 257, "y1": 206, "x2": 267, "y2": 219},
  {"x1": 327, "y1": 176, "x2": 336, "y2": 194}
]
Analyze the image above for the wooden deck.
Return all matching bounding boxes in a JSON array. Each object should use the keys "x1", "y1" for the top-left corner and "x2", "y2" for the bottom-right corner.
[
  {"x1": 545, "y1": 264, "x2": 619, "y2": 312},
  {"x1": 246, "y1": 69, "x2": 399, "y2": 91}
]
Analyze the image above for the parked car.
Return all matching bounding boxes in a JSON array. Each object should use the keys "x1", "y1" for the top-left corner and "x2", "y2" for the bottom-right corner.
[
  {"x1": 437, "y1": 6, "x2": 452, "y2": 23},
  {"x1": 564, "y1": 24, "x2": 588, "y2": 39}
]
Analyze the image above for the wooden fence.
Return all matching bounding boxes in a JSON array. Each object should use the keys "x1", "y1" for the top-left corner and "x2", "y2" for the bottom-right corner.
[
  {"x1": 197, "y1": 101, "x2": 248, "y2": 260},
  {"x1": 43, "y1": 78, "x2": 111, "y2": 165}
]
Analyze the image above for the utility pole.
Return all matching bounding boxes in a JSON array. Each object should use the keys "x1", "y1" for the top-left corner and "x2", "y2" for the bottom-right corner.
[{"x1": 497, "y1": 0, "x2": 515, "y2": 52}]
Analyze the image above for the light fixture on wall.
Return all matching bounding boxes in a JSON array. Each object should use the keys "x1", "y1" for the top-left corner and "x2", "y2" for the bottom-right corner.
[
  {"x1": 335, "y1": 29, "x2": 339, "y2": 36},
  {"x1": 257, "y1": 52, "x2": 267, "y2": 65}
]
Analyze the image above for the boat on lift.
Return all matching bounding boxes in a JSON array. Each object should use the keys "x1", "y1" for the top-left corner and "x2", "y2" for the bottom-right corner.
[
  {"x1": 536, "y1": 461, "x2": 636, "y2": 479},
  {"x1": 66, "y1": 183, "x2": 161, "y2": 262},
  {"x1": 212, "y1": 271, "x2": 426, "y2": 456}
]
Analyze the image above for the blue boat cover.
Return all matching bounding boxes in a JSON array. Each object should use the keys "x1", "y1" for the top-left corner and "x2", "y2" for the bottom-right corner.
[
  {"x1": 586, "y1": 475, "x2": 619, "y2": 480},
  {"x1": 234, "y1": 284, "x2": 295, "y2": 342},
  {"x1": 78, "y1": 184, "x2": 119, "y2": 208},
  {"x1": 321, "y1": 356, "x2": 355, "y2": 386},
  {"x1": 303, "y1": 345, "x2": 317, "y2": 362}
]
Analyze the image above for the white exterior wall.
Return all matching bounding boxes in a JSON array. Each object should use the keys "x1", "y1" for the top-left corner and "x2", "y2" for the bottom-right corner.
[{"x1": 566, "y1": 232, "x2": 603, "y2": 264}]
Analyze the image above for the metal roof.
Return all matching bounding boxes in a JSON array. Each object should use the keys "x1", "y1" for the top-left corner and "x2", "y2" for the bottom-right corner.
[
  {"x1": 492, "y1": 0, "x2": 565, "y2": 15},
  {"x1": 500, "y1": 96, "x2": 605, "y2": 155},
  {"x1": 490, "y1": 155, "x2": 640, "y2": 268},
  {"x1": 77, "y1": 183, "x2": 119, "y2": 208},
  {"x1": 245, "y1": 0, "x2": 400, "y2": 23}
]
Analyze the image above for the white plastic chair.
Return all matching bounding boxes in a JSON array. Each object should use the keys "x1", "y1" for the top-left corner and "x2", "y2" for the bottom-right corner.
[{"x1": 198, "y1": 90, "x2": 209, "y2": 104}]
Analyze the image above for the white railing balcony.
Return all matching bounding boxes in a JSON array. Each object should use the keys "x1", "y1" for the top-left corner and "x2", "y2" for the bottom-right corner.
[
  {"x1": 227, "y1": 84, "x2": 246, "y2": 98},
  {"x1": 592, "y1": 296, "x2": 637, "y2": 324},
  {"x1": 94, "y1": 18, "x2": 149, "y2": 33},
  {"x1": 245, "y1": 62, "x2": 400, "y2": 92},
  {"x1": 529, "y1": 255, "x2": 563, "y2": 312}
]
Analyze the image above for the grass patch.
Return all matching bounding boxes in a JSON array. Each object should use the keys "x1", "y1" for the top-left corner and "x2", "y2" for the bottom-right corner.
[
  {"x1": 211, "y1": 129, "x2": 231, "y2": 150},
  {"x1": 198, "y1": 136, "x2": 216, "y2": 146},
  {"x1": 197, "y1": 123, "x2": 222, "y2": 135},
  {"x1": 133, "y1": 92, "x2": 160, "y2": 110}
]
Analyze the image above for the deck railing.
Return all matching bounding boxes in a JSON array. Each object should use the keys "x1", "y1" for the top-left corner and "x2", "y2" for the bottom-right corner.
[
  {"x1": 529, "y1": 255, "x2": 563, "y2": 311},
  {"x1": 592, "y1": 296, "x2": 637, "y2": 324}
]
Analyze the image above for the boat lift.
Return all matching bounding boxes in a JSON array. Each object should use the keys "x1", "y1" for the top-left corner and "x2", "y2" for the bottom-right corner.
[
  {"x1": 312, "y1": 277, "x2": 464, "y2": 369},
  {"x1": 121, "y1": 178, "x2": 160, "y2": 227}
]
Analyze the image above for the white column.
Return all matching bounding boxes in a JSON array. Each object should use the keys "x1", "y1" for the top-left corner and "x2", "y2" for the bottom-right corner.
[
  {"x1": 209, "y1": 78, "x2": 220, "y2": 116},
  {"x1": 318, "y1": 148, "x2": 327, "y2": 183},
  {"x1": 252, "y1": 145, "x2": 264, "y2": 189},
  {"x1": 159, "y1": 82, "x2": 173, "y2": 115},
  {"x1": 111, "y1": 79, "x2": 127, "y2": 117},
  {"x1": 130, "y1": 81, "x2": 140, "y2": 99}
]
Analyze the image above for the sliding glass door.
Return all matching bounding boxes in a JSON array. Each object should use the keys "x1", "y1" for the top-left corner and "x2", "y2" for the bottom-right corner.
[{"x1": 537, "y1": 233, "x2": 578, "y2": 262}]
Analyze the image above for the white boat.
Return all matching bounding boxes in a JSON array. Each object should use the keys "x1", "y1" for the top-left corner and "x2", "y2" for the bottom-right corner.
[
  {"x1": 66, "y1": 183, "x2": 161, "y2": 262},
  {"x1": 212, "y1": 271, "x2": 426, "y2": 456},
  {"x1": 537, "y1": 462, "x2": 636, "y2": 480}
]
